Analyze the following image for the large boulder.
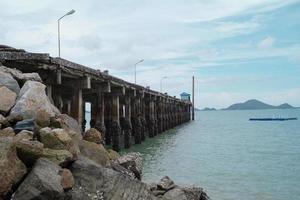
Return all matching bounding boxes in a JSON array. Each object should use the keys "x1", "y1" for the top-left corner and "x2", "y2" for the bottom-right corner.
[
  {"x1": 0, "y1": 127, "x2": 15, "y2": 137},
  {"x1": 42, "y1": 148, "x2": 73, "y2": 166},
  {"x1": 13, "y1": 130, "x2": 33, "y2": 142},
  {"x1": 157, "y1": 176, "x2": 176, "y2": 191},
  {"x1": 53, "y1": 114, "x2": 82, "y2": 136},
  {"x1": 83, "y1": 128, "x2": 102, "y2": 144},
  {"x1": 162, "y1": 188, "x2": 187, "y2": 200},
  {"x1": 39, "y1": 128, "x2": 79, "y2": 159},
  {"x1": 0, "y1": 65, "x2": 42, "y2": 83},
  {"x1": 107, "y1": 149, "x2": 120, "y2": 161},
  {"x1": 181, "y1": 186, "x2": 210, "y2": 200},
  {"x1": 10, "y1": 81, "x2": 60, "y2": 123},
  {"x1": 0, "y1": 71, "x2": 20, "y2": 94},
  {"x1": 13, "y1": 118, "x2": 35, "y2": 133},
  {"x1": 15, "y1": 139, "x2": 44, "y2": 167},
  {"x1": 66, "y1": 156, "x2": 157, "y2": 200},
  {"x1": 116, "y1": 152, "x2": 143, "y2": 180},
  {"x1": 15, "y1": 139, "x2": 73, "y2": 167},
  {"x1": 0, "y1": 86, "x2": 17, "y2": 114},
  {"x1": 0, "y1": 137, "x2": 27, "y2": 198},
  {"x1": 78, "y1": 140, "x2": 110, "y2": 166},
  {"x1": 12, "y1": 158, "x2": 64, "y2": 200},
  {"x1": 59, "y1": 168, "x2": 74, "y2": 191}
]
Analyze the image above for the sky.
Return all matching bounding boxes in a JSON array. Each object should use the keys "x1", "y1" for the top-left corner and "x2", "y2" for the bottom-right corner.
[{"x1": 1, "y1": 0, "x2": 300, "y2": 109}]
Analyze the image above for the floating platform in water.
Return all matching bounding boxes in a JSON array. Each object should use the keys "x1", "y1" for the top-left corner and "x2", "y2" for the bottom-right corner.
[{"x1": 249, "y1": 118, "x2": 298, "y2": 121}]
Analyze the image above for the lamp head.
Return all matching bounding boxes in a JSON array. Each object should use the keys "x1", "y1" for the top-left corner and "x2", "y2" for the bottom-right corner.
[{"x1": 67, "y1": 9, "x2": 75, "y2": 15}]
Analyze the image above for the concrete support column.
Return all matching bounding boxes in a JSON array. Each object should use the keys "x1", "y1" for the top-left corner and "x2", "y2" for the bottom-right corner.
[
  {"x1": 148, "y1": 99, "x2": 155, "y2": 138},
  {"x1": 71, "y1": 88, "x2": 83, "y2": 133},
  {"x1": 92, "y1": 93, "x2": 106, "y2": 141},
  {"x1": 140, "y1": 98, "x2": 147, "y2": 141},
  {"x1": 132, "y1": 97, "x2": 142, "y2": 144},
  {"x1": 111, "y1": 95, "x2": 121, "y2": 151},
  {"x1": 122, "y1": 96, "x2": 132, "y2": 149}
]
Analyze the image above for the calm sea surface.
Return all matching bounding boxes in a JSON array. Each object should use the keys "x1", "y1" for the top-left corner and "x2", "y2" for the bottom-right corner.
[{"x1": 122, "y1": 109, "x2": 300, "y2": 200}]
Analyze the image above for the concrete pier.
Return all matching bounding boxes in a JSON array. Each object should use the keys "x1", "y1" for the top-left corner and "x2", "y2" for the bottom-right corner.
[{"x1": 0, "y1": 45, "x2": 192, "y2": 151}]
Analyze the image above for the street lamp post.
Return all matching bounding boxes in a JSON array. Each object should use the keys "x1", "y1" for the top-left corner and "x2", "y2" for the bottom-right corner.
[
  {"x1": 58, "y1": 9, "x2": 75, "y2": 57},
  {"x1": 160, "y1": 76, "x2": 167, "y2": 93},
  {"x1": 134, "y1": 59, "x2": 144, "y2": 84}
]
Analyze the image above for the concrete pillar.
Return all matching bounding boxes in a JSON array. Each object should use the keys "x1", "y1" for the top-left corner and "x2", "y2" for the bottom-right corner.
[
  {"x1": 121, "y1": 96, "x2": 132, "y2": 149},
  {"x1": 71, "y1": 88, "x2": 83, "y2": 132},
  {"x1": 111, "y1": 95, "x2": 121, "y2": 151}
]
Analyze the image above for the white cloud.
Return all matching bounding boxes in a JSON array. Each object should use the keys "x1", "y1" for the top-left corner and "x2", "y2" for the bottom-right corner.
[
  {"x1": 1, "y1": 0, "x2": 299, "y2": 108},
  {"x1": 258, "y1": 36, "x2": 275, "y2": 49}
]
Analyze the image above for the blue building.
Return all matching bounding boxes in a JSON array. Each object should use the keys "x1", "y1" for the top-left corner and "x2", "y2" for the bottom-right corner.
[{"x1": 180, "y1": 92, "x2": 191, "y2": 102}]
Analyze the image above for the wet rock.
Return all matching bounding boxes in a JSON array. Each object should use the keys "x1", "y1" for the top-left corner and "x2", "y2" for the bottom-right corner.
[
  {"x1": 10, "y1": 81, "x2": 60, "y2": 121},
  {"x1": 116, "y1": 152, "x2": 143, "y2": 180},
  {"x1": 66, "y1": 156, "x2": 157, "y2": 200},
  {"x1": 12, "y1": 158, "x2": 64, "y2": 200},
  {"x1": 15, "y1": 139, "x2": 44, "y2": 167},
  {"x1": 181, "y1": 186, "x2": 210, "y2": 200},
  {"x1": 54, "y1": 114, "x2": 82, "y2": 136},
  {"x1": 0, "y1": 127, "x2": 15, "y2": 137},
  {"x1": 0, "y1": 86, "x2": 17, "y2": 114},
  {"x1": 42, "y1": 148, "x2": 73, "y2": 166},
  {"x1": 39, "y1": 128, "x2": 79, "y2": 159},
  {"x1": 0, "y1": 137, "x2": 27, "y2": 198},
  {"x1": 107, "y1": 149, "x2": 120, "y2": 161},
  {"x1": 111, "y1": 162, "x2": 136, "y2": 180},
  {"x1": 13, "y1": 130, "x2": 33, "y2": 141},
  {"x1": 83, "y1": 128, "x2": 102, "y2": 144},
  {"x1": 157, "y1": 176, "x2": 176, "y2": 191},
  {"x1": 0, "y1": 65, "x2": 42, "y2": 83},
  {"x1": 78, "y1": 140, "x2": 110, "y2": 167},
  {"x1": 59, "y1": 168, "x2": 74, "y2": 191},
  {"x1": 13, "y1": 118, "x2": 35, "y2": 133},
  {"x1": 0, "y1": 70, "x2": 20, "y2": 94},
  {"x1": 162, "y1": 188, "x2": 187, "y2": 200}
]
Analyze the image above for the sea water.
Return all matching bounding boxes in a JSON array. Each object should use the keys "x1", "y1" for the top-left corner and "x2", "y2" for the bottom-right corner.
[{"x1": 122, "y1": 109, "x2": 300, "y2": 200}]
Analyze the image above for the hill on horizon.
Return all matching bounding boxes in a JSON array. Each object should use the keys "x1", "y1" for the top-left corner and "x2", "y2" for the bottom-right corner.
[{"x1": 223, "y1": 99, "x2": 295, "y2": 110}]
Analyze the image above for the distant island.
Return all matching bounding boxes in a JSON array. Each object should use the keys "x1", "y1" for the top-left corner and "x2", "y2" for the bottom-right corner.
[
  {"x1": 198, "y1": 99, "x2": 297, "y2": 111},
  {"x1": 223, "y1": 99, "x2": 295, "y2": 110},
  {"x1": 201, "y1": 107, "x2": 217, "y2": 111}
]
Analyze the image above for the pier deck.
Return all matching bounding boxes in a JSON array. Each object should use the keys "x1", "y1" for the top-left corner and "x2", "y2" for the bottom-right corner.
[{"x1": 0, "y1": 45, "x2": 192, "y2": 151}]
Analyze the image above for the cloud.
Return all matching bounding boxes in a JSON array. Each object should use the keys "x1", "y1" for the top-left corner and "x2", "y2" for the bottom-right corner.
[
  {"x1": 1, "y1": 0, "x2": 299, "y2": 108},
  {"x1": 258, "y1": 36, "x2": 275, "y2": 49}
]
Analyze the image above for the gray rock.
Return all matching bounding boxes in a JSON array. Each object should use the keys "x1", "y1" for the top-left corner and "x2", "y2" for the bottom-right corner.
[
  {"x1": 0, "y1": 65, "x2": 42, "y2": 83},
  {"x1": 181, "y1": 186, "x2": 210, "y2": 200},
  {"x1": 0, "y1": 71, "x2": 20, "y2": 94},
  {"x1": 157, "y1": 176, "x2": 176, "y2": 191},
  {"x1": 10, "y1": 81, "x2": 60, "y2": 121},
  {"x1": 78, "y1": 140, "x2": 110, "y2": 167},
  {"x1": 116, "y1": 152, "x2": 143, "y2": 180},
  {"x1": 0, "y1": 86, "x2": 17, "y2": 114},
  {"x1": 162, "y1": 188, "x2": 187, "y2": 200},
  {"x1": 12, "y1": 158, "x2": 64, "y2": 200},
  {"x1": 66, "y1": 156, "x2": 157, "y2": 200},
  {"x1": 14, "y1": 118, "x2": 35, "y2": 133},
  {"x1": 54, "y1": 114, "x2": 82, "y2": 135}
]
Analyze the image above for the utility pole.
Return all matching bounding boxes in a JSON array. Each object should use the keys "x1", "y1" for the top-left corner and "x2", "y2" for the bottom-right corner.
[{"x1": 192, "y1": 76, "x2": 195, "y2": 120}]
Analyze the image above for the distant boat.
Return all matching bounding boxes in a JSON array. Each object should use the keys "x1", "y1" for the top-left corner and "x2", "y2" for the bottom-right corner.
[{"x1": 249, "y1": 117, "x2": 297, "y2": 121}]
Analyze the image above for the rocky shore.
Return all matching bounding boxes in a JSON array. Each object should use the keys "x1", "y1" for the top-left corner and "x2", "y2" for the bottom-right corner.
[{"x1": 0, "y1": 64, "x2": 210, "y2": 200}]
